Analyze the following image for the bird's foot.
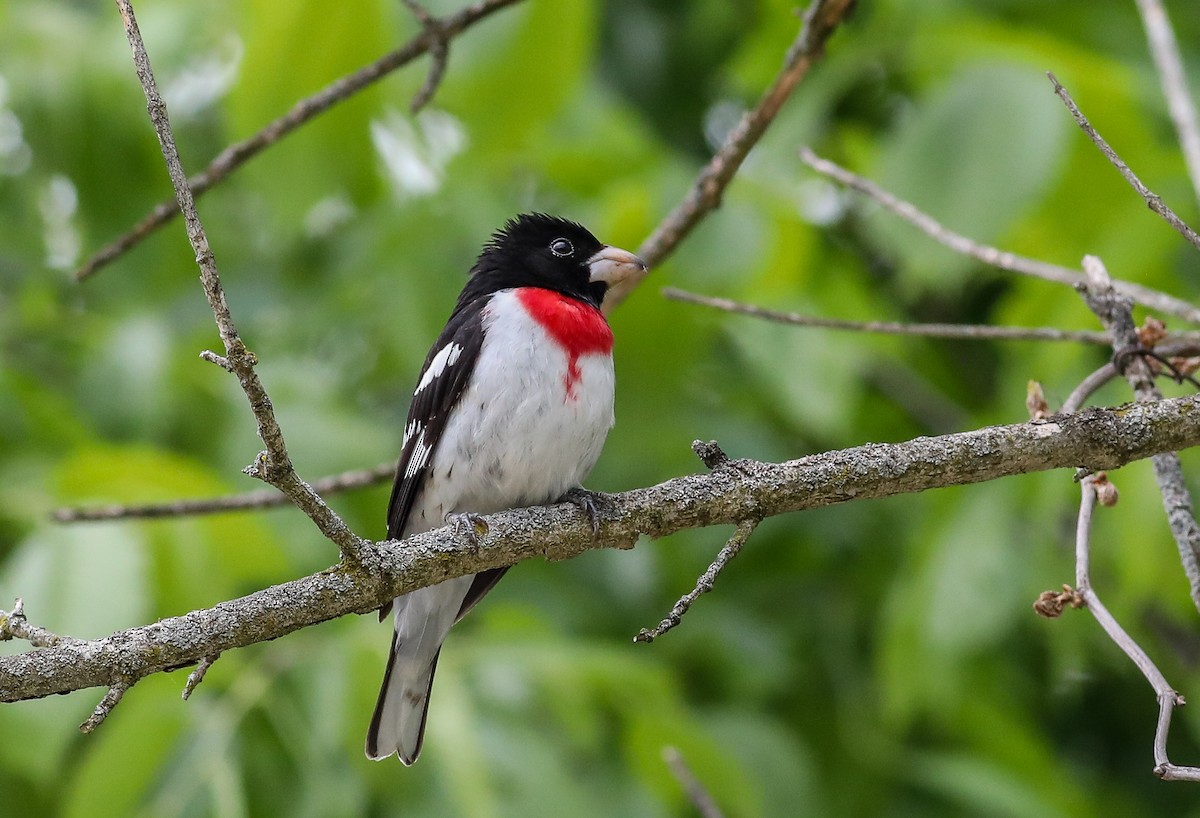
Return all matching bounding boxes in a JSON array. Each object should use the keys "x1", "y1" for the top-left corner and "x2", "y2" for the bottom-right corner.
[
  {"x1": 559, "y1": 487, "x2": 604, "y2": 538},
  {"x1": 446, "y1": 512, "x2": 489, "y2": 551}
]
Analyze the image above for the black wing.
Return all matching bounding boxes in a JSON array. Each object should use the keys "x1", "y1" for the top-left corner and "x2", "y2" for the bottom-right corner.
[
  {"x1": 382, "y1": 295, "x2": 509, "y2": 623},
  {"x1": 386, "y1": 299, "x2": 486, "y2": 540}
]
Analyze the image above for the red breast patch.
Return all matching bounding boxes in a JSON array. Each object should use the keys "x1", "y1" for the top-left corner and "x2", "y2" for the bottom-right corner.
[{"x1": 516, "y1": 288, "x2": 613, "y2": 400}]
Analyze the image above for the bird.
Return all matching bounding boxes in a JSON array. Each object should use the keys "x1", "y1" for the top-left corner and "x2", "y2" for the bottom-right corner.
[{"x1": 365, "y1": 213, "x2": 646, "y2": 764}]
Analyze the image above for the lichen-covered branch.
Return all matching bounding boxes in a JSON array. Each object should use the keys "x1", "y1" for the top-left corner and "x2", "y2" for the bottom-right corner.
[
  {"x1": 6, "y1": 394, "x2": 1200, "y2": 704},
  {"x1": 635, "y1": 518, "x2": 759, "y2": 643}
]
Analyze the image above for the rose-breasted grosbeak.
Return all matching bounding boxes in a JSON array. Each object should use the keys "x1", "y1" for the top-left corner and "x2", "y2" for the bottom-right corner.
[{"x1": 365, "y1": 213, "x2": 645, "y2": 764}]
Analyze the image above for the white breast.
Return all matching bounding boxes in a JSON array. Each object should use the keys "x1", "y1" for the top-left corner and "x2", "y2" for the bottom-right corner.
[{"x1": 402, "y1": 289, "x2": 615, "y2": 535}]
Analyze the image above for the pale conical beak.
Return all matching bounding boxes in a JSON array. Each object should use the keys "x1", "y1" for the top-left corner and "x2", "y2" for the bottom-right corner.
[{"x1": 587, "y1": 245, "x2": 647, "y2": 287}]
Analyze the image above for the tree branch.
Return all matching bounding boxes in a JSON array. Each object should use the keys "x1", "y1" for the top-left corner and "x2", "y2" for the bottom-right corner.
[
  {"x1": 1061, "y1": 364, "x2": 1119, "y2": 415},
  {"x1": 75, "y1": 0, "x2": 525, "y2": 281},
  {"x1": 181, "y1": 654, "x2": 219, "y2": 700},
  {"x1": 115, "y1": 0, "x2": 365, "y2": 563},
  {"x1": 1048, "y1": 72, "x2": 1200, "y2": 254},
  {"x1": 401, "y1": 0, "x2": 452, "y2": 114},
  {"x1": 635, "y1": 518, "x2": 758, "y2": 643},
  {"x1": 80, "y1": 683, "x2": 129, "y2": 734},
  {"x1": 8, "y1": 395, "x2": 1200, "y2": 703},
  {"x1": 800, "y1": 147, "x2": 1200, "y2": 324},
  {"x1": 1077, "y1": 255, "x2": 1200, "y2": 613},
  {"x1": 1066, "y1": 476, "x2": 1200, "y2": 781},
  {"x1": 52, "y1": 461, "x2": 396, "y2": 523},
  {"x1": 1134, "y1": 0, "x2": 1200, "y2": 206},
  {"x1": 605, "y1": 0, "x2": 857, "y2": 310},
  {"x1": 0, "y1": 599, "x2": 77, "y2": 649},
  {"x1": 663, "y1": 286, "x2": 1115, "y2": 344}
]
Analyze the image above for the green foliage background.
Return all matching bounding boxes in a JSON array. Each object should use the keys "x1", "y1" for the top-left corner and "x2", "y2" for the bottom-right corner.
[{"x1": 3, "y1": 0, "x2": 1200, "y2": 815}]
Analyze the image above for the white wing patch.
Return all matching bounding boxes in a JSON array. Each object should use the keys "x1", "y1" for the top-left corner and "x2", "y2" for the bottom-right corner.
[
  {"x1": 415, "y1": 343, "x2": 463, "y2": 394},
  {"x1": 401, "y1": 419, "x2": 423, "y2": 447},
  {"x1": 405, "y1": 427, "x2": 431, "y2": 478}
]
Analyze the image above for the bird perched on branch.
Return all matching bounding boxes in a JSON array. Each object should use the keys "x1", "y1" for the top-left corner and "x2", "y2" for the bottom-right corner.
[{"x1": 365, "y1": 213, "x2": 646, "y2": 764}]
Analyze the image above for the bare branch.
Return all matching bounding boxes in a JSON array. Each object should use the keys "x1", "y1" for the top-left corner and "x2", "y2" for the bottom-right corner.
[
  {"x1": 53, "y1": 461, "x2": 396, "y2": 523},
  {"x1": 80, "y1": 683, "x2": 130, "y2": 734},
  {"x1": 182, "y1": 655, "x2": 219, "y2": 701},
  {"x1": 800, "y1": 147, "x2": 1200, "y2": 324},
  {"x1": 75, "y1": 0, "x2": 525, "y2": 281},
  {"x1": 1061, "y1": 364, "x2": 1119, "y2": 415},
  {"x1": 0, "y1": 599, "x2": 78, "y2": 648},
  {"x1": 1072, "y1": 479, "x2": 1164, "y2": 684},
  {"x1": 1069, "y1": 476, "x2": 1200, "y2": 781},
  {"x1": 115, "y1": 0, "x2": 364, "y2": 563},
  {"x1": 401, "y1": 0, "x2": 451, "y2": 114},
  {"x1": 1077, "y1": 255, "x2": 1200, "y2": 612},
  {"x1": 1134, "y1": 0, "x2": 1200, "y2": 205},
  {"x1": 635, "y1": 519, "x2": 758, "y2": 643},
  {"x1": 1048, "y1": 73, "x2": 1200, "y2": 254},
  {"x1": 199, "y1": 349, "x2": 233, "y2": 372},
  {"x1": 8, "y1": 395, "x2": 1200, "y2": 704},
  {"x1": 606, "y1": 0, "x2": 857, "y2": 310},
  {"x1": 664, "y1": 287, "x2": 1114, "y2": 344}
]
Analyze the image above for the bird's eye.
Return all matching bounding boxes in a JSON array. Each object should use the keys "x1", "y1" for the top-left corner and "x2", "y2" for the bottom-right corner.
[{"x1": 549, "y1": 238, "x2": 574, "y2": 257}]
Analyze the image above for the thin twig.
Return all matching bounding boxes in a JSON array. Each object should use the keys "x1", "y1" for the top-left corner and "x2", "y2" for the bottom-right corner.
[
  {"x1": 664, "y1": 287, "x2": 1113, "y2": 344},
  {"x1": 0, "y1": 599, "x2": 77, "y2": 648},
  {"x1": 1048, "y1": 72, "x2": 1200, "y2": 254},
  {"x1": 662, "y1": 746, "x2": 726, "y2": 818},
  {"x1": 1071, "y1": 477, "x2": 1200, "y2": 781},
  {"x1": 1049, "y1": 332, "x2": 1200, "y2": 416},
  {"x1": 199, "y1": 349, "x2": 232, "y2": 372},
  {"x1": 1073, "y1": 481, "x2": 1172, "y2": 691},
  {"x1": 800, "y1": 147, "x2": 1200, "y2": 324},
  {"x1": 52, "y1": 461, "x2": 396, "y2": 523},
  {"x1": 1134, "y1": 0, "x2": 1200, "y2": 205},
  {"x1": 182, "y1": 654, "x2": 219, "y2": 700},
  {"x1": 1061, "y1": 364, "x2": 1119, "y2": 415},
  {"x1": 401, "y1": 0, "x2": 451, "y2": 114},
  {"x1": 76, "y1": 0, "x2": 524, "y2": 281},
  {"x1": 115, "y1": 0, "x2": 364, "y2": 563},
  {"x1": 1078, "y1": 255, "x2": 1200, "y2": 613},
  {"x1": 606, "y1": 0, "x2": 857, "y2": 310},
  {"x1": 635, "y1": 519, "x2": 759, "y2": 643},
  {"x1": 80, "y1": 682, "x2": 130, "y2": 733}
]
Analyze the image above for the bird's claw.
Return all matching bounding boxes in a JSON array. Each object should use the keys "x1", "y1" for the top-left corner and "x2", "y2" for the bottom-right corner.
[
  {"x1": 560, "y1": 487, "x2": 603, "y2": 538},
  {"x1": 446, "y1": 512, "x2": 488, "y2": 551}
]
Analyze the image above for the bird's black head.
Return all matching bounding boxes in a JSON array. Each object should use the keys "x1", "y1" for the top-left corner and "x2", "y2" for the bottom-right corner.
[{"x1": 457, "y1": 213, "x2": 645, "y2": 311}]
